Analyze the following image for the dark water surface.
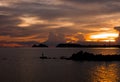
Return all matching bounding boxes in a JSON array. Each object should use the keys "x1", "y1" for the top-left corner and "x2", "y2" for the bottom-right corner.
[{"x1": 0, "y1": 48, "x2": 120, "y2": 82}]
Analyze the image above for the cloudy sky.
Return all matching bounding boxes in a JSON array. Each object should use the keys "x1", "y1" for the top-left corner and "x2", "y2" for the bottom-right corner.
[{"x1": 0, "y1": 0, "x2": 120, "y2": 47}]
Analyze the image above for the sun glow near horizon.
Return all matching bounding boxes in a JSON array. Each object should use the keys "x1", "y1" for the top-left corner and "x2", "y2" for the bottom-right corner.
[{"x1": 86, "y1": 32, "x2": 118, "y2": 42}]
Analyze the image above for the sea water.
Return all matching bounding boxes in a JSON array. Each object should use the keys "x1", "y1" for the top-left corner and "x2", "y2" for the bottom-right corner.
[{"x1": 0, "y1": 48, "x2": 120, "y2": 82}]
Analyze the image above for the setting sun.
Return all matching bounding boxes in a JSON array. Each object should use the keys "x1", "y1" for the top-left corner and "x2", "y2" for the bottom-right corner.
[{"x1": 86, "y1": 33, "x2": 118, "y2": 42}]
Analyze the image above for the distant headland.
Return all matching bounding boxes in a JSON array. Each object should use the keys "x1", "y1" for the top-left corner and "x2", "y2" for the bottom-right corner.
[
  {"x1": 32, "y1": 43, "x2": 120, "y2": 48},
  {"x1": 56, "y1": 43, "x2": 120, "y2": 48},
  {"x1": 32, "y1": 44, "x2": 48, "y2": 47}
]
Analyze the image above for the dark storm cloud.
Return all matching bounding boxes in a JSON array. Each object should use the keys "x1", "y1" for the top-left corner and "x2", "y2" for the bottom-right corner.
[
  {"x1": 62, "y1": 0, "x2": 120, "y2": 15},
  {"x1": 1, "y1": 0, "x2": 120, "y2": 19},
  {"x1": 0, "y1": 15, "x2": 21, "y2": 27},
  {"x1": 0, "y1": 14, "x2": 25, "y2": 37},
  {"x1": 0, "y1": 0, "x2": 98, "y2": 20},
  {"x1": 0, "y1": 24, "x2": 50, "y2": 37},
  {"x1": 0, "y1": 11, "x2": 51, "y2": 37},
  {"x1": 15, "y1": 2, "x2": 76, "y2": 20},
  {"x1": 1, "y1": 0, "x2": 120, "y2": 22}
]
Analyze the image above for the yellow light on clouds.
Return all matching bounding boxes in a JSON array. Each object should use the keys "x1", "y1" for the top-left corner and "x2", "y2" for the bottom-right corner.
[
  {"x1": 18, "y1": 16, "x2": 45, "y2": 27},
  {"x1": 87, "y1": 33, "x2": 118, "y2": 42},
  {"x1": 90, "y1": 33, "x2": 118, "y2": 39}
]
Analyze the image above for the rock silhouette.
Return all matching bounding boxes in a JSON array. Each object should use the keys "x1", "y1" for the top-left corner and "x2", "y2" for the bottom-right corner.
[
  {"x1": 40, "y1": 51, "x2": 120, "y2": 61},
  {"x1": 69, "y1": 51, "x2": 120, "y2": 61},
  {"x1": 32, "y1": 44, "x2": 48, "y2": 47},
  {"x1": 56, "y1": 43, "x2": 120, "y2": 48}
]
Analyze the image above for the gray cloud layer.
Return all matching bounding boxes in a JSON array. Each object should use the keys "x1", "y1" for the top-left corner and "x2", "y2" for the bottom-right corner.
[{"x1": 0, "y1": 0, "x2": 120, "y2": 46}]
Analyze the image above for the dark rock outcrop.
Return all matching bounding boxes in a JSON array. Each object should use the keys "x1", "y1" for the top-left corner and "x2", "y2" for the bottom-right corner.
[
  {"x1": 56, "y1": 43, "x2": 82, "y2": 47},
  {"x1": 69, "y1": 51, "x2": 120, "y2": 61},
  {"x1": 32, "y1": 44, "x2": 48, "y2": 47}
]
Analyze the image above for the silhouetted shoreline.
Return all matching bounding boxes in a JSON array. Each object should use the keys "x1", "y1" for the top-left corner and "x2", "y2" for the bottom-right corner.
[
  {"x1": 32, "y1": 43, "x2": 120, "y2": 48},
  {"x1": 40, "y1": 51, "x2": 120, "y2": 61},
  {"x1": 56, "y1": 43, "x2": 120, "y2": 48}
]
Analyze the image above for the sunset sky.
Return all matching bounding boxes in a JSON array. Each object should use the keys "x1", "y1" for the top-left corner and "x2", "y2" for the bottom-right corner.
[{"x1": 0, "y1": 0, "x2": 120, "y2": 47}]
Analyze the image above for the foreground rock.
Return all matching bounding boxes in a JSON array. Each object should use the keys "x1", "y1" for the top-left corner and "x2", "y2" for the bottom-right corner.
[
  {"x1": 69, "y1": 51, "x2": 120, "y2": 61},
  {"x1": 40, "y1": 51, "x2": 120, "y2": 61}
]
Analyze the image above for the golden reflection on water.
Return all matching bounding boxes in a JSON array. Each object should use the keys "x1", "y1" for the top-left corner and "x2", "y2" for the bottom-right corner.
[
  {"x1": 92, "y1": 63, "x2": 119, "y2": 82},
  {"x1": 91, "y1": 48, "x2": 120, "y2": 55}
]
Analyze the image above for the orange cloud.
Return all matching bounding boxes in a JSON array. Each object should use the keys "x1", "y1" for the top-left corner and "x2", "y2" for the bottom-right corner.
[
  {"x1": 66, "y1": 36, "x2": 79, "y2": 43},
  {"x1": 65, "y1": 32, "x2": 85, "y2": 43},
  {"x1": 0, "y1": 35, "x2": 47, "y2": 43},
  {"x1": 0, "y1": 43, "x2": 24, "y2": 47}
]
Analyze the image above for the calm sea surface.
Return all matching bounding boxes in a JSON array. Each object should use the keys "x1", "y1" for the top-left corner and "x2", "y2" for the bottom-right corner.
[{"x1": 0, "y1": 48, "x2": 120, "y2": 82}]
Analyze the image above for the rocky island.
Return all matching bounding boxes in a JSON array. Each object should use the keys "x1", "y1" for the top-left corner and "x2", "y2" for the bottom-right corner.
[{"x1": 32, "y1": 44, "x2": 48, "y2": 47}]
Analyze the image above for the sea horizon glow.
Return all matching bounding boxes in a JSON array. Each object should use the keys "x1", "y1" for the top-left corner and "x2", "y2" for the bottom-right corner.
[{"x1": 87, "y1": 32, "x2": 118, "y2": 42}]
